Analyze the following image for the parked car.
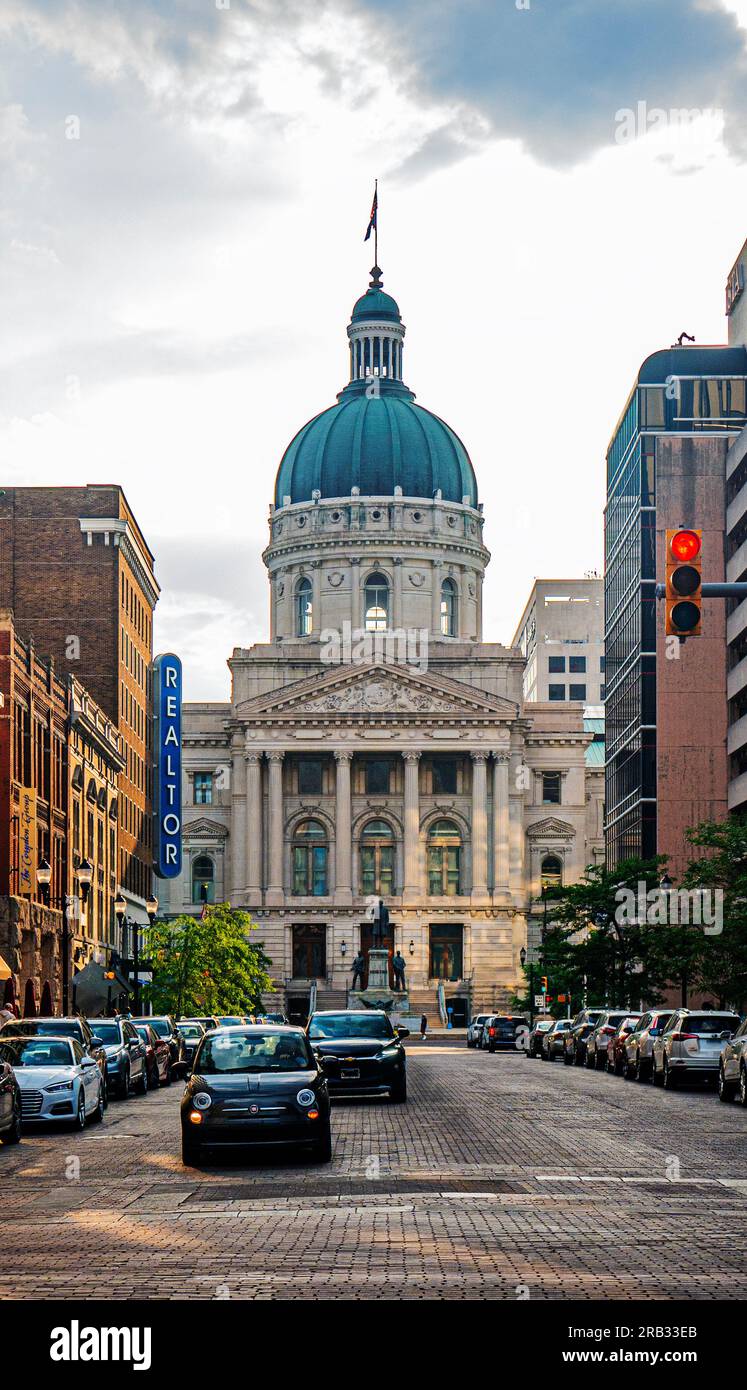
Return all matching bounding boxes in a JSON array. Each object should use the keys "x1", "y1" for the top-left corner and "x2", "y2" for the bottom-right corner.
[
  {"x1": 181, "y1": 1025, "x2": 331, "y2": 1166},
  {"x1": 179, "y1": 1016, "x2": 221, "y2": 1033},
  {"x1": 585, "y1": 1012, "x2": 632, "y2": 1070},
  {"x1": 131, "y1": 1015, "x2": 186, "y2": 1076},
  {"x1": 652, "y1": 1009, "x2": 742, "y2": 1089},
  {"x1": 718, "y1": 1017, "x2": 747, "y2": 1105},
  {"x1": 261, "y1": 1013, "x2": 288, "y2": 1025},
  {"x1": 177, "y1": 1021, "x2": 206, "y2": 1069},
  {"x1": 0, "y1": 1035, "x2": 105, "y2": 1128},
  {"x1": 0, "y1": 1016, "x2": 108, "y2": 1092},
  {"x1": 563, "y1": 1009, "x2": 605, "y2": 1066},
  {"x1": 622, "y1": 1010, "x2": 673, "y2": 1081},
  {"x1": 468, "y1": 1014, "x2": 493, "y2": 1049},
  {"x1": 307, "y1": 1010, "x2": 408, "y2": 1101},
  {"x1": 133, "y1": 1023, "x2": 172, "y2": 1087},
  {"x1": 525, "y1": 1019, "x2": 554, "y2": 1057},
  {"x1": 89, "y1": 1017, "x2": 148, "y2": 1099},
  {"x1": 604, "y1": 1015, "x2": 642, "y2": 1075},
  {"x1": 484, "y1": 1016, "x2": 528, "y2": 1053},
  {"x1": 541, "y1": 1018, "x2": 572, "y2": 1061},
  {"x1": 0, "y1": 1052, "x2": 22, "y2": 1144}
]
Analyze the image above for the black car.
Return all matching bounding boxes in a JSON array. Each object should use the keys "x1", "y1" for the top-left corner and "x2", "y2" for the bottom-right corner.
[
  {"x1": 181, "y1": 1025, "x2": 331, "y2": 1166},
  {"x1": 176, "y1": 1020, "x2": 205, "y2": 1067},
  {"x1": 0, "y1": 1054, "x2": 22, "y2": 1145},
  {"x1": 0, "y1": 1017, "x2": 108, "y2": 1094},
  {"x1": 484, "y1": 1015, "x2": 528, "y2": 1053},
  {"x1": 90, "y1": 1017, "x2": 148, "y2": 1098},
  {"x1": 562, "y1": 1009, "x2": 605, "y2": 1066},
  {"x1": 306, "y1": 1010, "x2": 408, "y2": 1102},
  {"x1": 131, "y1": 1015, "x2": 187, "y2": 1076}
]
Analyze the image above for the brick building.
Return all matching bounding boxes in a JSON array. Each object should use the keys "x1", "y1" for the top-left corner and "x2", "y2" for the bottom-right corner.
[{"x1": 0, "y1": 486, "x2": 159, "y2": 926}]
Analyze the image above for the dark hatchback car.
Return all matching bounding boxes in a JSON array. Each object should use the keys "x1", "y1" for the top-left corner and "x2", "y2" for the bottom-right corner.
[
  {"x1": 0, "y1": 1054, "x2": 22, "y2": 1144},
  {"x1": 0, "y1": 1017, "x2": 107, "y2": 1091},
  {"x1": 306, "y1": 1010, "x2": 408, "y2": 1102},
  {"x1": 90, "y1": 1017, "x2": 147, "y2": 1098},
  {"x1": 131, "y1": 1015, "x2": 186, "y2": 1076},
  {"x1": 562, "y1": 1009, "x2": 605, "y2": 1066},
  {"x1": 182, "y1": 1026, "x2": 331, "y2": 1166}
]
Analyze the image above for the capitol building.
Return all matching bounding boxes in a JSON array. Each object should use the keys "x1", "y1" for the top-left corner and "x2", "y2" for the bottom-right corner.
[{"x1": 161, "y1": 265, "x2": 603, "y2": 1022}]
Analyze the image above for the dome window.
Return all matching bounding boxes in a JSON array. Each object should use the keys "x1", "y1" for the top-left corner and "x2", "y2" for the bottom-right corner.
[
  {"x1": 364, "y1": 572, "x2": 389, "y2": 632},
  {"x1": 440, "y1": 578, "x2": 458, "y2": 637},
  {"x1": 296, "y1": 577, "x2": 313, "y2": 637}
]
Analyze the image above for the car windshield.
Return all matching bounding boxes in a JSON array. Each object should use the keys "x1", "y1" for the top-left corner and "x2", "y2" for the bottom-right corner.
[
  {"x1": 218, "y1": 1017, "x2": 242, "y2": 1025},
  {"x1": 0, "y1": 1038, "x2": 74, "y2": 1067},
  {"x1": 145, "y1": 1019, "x2": 171, "y2": 1038},
  {"x1": 554, "y1": 1021, "x2": 571, "y2": 1030},
  {"x1": 0, "y1": 1019, "x2": 82, "y2": 1039},
  {"x1": 264, "y1": 1014, "x2": 285, "y2": 1024},
  {"x1": 197, "y1": 1031, "x2": 313, "y2": 1074},
  {"x1": 134, "y1": 1027, "x2": 151, "y2": 1043},
  {"x1": 308, "y1": 1014, "x2": 393, "y2": 1041},
  {"x1": 180, "y1": 1025, "x2": 203, "y2": 1038},
  {"x1": 91, "y1": 1023, "x2": 121, "y2": 1044},
  {"x1": 686, "y1": 1015, "x2": 740, "y2": 1035}
]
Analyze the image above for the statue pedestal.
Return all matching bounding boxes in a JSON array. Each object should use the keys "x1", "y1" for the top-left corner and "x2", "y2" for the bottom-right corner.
[{"x1": 349, "y1": 950, "x2": 408, "y2": 1013}]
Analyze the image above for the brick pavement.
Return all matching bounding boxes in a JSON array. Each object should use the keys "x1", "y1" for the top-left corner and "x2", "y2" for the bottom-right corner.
[{"x1": 1, "y1": 1045, "x2": 746, "y2": 1300}]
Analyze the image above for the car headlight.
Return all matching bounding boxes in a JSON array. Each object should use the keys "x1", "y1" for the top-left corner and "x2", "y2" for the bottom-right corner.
[
  {"x1": 44, "y1": 1080, "x2": 74, "y2": 1093},
  {"x1": 297, "y1": 1088, "x2": 315, "y2": 1107},
  {"x1": 377, "y1": 1047, "x2": 400, "y2": 1059},
  {"x1": 192, "y1": 1091, "x2": 212, "y2": 1110}
]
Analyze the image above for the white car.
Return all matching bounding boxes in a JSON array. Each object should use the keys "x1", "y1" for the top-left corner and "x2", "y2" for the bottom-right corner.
[
  {"x1": 652, "y1": 1009, "x2": 741, "y2": 1090},
  {"x1": 467, "y1": 1014, "x2": 492, "y2": 1049},
  {"x1": 0, "y1": 1034, "x2": 106, "y2": 1128}
]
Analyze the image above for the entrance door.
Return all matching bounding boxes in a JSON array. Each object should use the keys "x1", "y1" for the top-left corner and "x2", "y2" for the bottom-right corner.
[
  {"x1": 360, "y1": 922, "x2": 394, "y2": 988},
  {"x1": 292, "y1": 924, "x2": 326, "y2": 979}
]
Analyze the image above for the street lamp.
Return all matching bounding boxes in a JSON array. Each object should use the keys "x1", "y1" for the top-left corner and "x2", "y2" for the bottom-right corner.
[
  {"x1": 340, "y1": 940, "x2": 347, "y2": 958},
  {"x1": 114, "y1": 892, "x2": 157, "y2": 1015},
  {"x1": 520, "y1": 945, "x2": 535, "y2": 1026},
  {"x1": 37, "y1": 859, "x2": 83, "y2": 1017},
  {"x1": 408, "y1": 939, "x2": 415, "y2": 956},
  {"x1": 77, "y1": 859, "x2": 93, "y2": 901}
]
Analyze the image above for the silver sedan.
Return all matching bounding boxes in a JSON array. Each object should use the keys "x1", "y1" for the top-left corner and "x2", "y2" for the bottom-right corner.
[{"x1": 0, "y1": 1034, "x2": 105, "y2": 1129}]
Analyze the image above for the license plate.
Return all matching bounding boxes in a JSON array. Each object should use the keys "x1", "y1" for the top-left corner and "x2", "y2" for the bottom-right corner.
[{"x1": 341, "y1": 1068, "x2": 360, "y2": 1079}]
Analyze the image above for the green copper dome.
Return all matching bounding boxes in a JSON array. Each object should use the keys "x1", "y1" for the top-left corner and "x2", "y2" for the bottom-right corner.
[{"x1": 274, "y1": 268, "x2": 478, "y2": 509}]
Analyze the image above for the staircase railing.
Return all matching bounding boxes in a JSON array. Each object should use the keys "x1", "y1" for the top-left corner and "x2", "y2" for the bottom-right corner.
[
  {"x1": 308, "y1": 979, "x2": 318, "y2": 1016},
  {"x1": 436, "y1": 981, "x2": 447, "y2": 1025}
]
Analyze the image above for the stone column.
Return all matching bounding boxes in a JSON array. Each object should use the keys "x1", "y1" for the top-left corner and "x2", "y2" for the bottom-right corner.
[
  {"x1": 334, "y1": 750, "x2": 353, "y2": 904},
  {"x1": 509, "y1": 739, "x2": 526, "y2": 899},
  {"x1": 403, "y1": 751, "x2": 421, "y2": 900},
  {"x1": 431, "y1": 561, "x2": 443, "y2": 636},
  {"x1": 393, "y1": 557, "x2": 403, "y2": 630},
  {"x1": 244, "y1": 750, "x2": 263, "y2": 903},
  {"x1": 230, "y1": 743, "x2": 246, "y2": 901},
  {"x1": 311, "y1": 561, "x2": 322, "y2": 636},
  {"x1": 351, "y1": 557, "x2": 362, "y2": 630},
  {"x1": 491, "y1": 751, "x2": 510, "y2": 897},
  {"x1": 470, "y1": 751, "x2": 489, "y2": 899},
  {"x1": 266, "y1": 751, "x2": 285, "y2": 906}
]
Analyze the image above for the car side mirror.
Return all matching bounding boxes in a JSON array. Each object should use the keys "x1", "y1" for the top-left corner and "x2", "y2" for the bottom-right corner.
[
  {"x1": 396, "y1": 1027, "x2": 410, "y2": 1038},
  {"x1": 82, "y1": 1056, "x2": 97, "y2": 1068},
  {"x1": 89, "y1": 1037, "x2": 103, "y2": 1050}
]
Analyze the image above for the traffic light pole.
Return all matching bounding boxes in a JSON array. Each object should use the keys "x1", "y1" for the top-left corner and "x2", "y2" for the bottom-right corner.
[{"x1": 656, "y1": 582, "x2": 747, "y2": 599}]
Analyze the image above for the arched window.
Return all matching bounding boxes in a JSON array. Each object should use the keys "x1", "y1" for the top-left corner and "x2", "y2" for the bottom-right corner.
[
  {"x1": 359, "y1": 820, "x2": 395, "y2": 895},
  {"x1": 296, "y1": 577, "x2": 313, "y2": 636},
  {"x1": 427, "y1": 819, "x2": 461, "y2": 896},
  {"x1": 440, "y1": 578, "x2": 458, "y2": 636},
  {"x1": 192, "y1": 855, "x2": 215, "y2": 904},
  {"x1": 541, "y1": 855, "x2": 563, "y2": 889},
  {"x1": 364, "y1": 572, "x2": 389, "y2": 632},
  {"x1": 292, "y1": 820, "x2": 328, "y2": 896}
]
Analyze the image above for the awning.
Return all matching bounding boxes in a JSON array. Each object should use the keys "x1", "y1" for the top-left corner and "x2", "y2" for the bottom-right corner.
[{"x1": 0, "y1": 954, "x2": 11, "y2": 982}]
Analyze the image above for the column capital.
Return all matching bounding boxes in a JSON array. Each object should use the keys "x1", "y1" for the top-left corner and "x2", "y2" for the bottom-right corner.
[
  {"x1": 402, "y1": 750, "x2": 421, "y2": 764},
  {"x1": 393, "y1": 555, "x2": 403, "y2": 566},
  {"x1": 243, "y1": 748, "x2": 263, "y2": 763},
  {"x1": 491, "y1": 750, "x2": 510, "y2": 764},
  {"x1": 267, "y1": 750, "x2": 285, "y2": 764},
  {"x1": 470, "y1": 750, "x2": 489, "y2": 763},
  {"x1": 334, "y1": 749, "x2": 353, "y2": 764}
]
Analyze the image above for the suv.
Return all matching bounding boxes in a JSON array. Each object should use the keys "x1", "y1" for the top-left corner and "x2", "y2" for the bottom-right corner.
[
  {"x1": 90, "y1": 1017, "x2": 148, "y2": 1098},
  {"x1": 484, "y1": 1016, "x2": 528, "y2": 1053},
  {"x1": 622, "y1": 1010, "x2": 673, "y2": 1082},
  {"x1": 541, "y1": 1018, "x2": 572, "y2": 1060},
  {"x1": 0, "y1": 1016, "x2": 108, "y2": 1091},
  {"x1": 652, "y1": 1009, "x2": 741, "y2": 1089},
  {"x1": 585, "y1": 1012, "x2": 635, "y2": 1071},
  {"x1": 718, "y1": 1017, "x2": 747, "y2": 1105},
  {"x1": 467, "y1": 1014, "x2": 492, "y2": 1049},
  {"x1": 526, "y1": 1019, "x2": 554, "y2": 1057},
  {"x1": 562, "y1": 1009, "x2": 604, "y2": 1066}
]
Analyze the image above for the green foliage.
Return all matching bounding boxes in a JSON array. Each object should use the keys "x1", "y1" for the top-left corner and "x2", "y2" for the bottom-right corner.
[
  {"x1": 682, "y1": 818, "x2": 747, "y2": 1010},
  {"x1": 143, "y1": 902, "x2": 274, "y2": 1017}
]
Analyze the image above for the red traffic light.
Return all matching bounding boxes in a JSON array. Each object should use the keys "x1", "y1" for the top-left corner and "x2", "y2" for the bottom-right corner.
[{"x1": 670, "y1": 529, "x2": 701, "y2": 563}]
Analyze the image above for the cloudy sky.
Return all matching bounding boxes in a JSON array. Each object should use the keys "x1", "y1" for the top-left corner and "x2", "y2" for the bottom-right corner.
[{"x1": 2, "y1": 0, "x2": 747, "y2": 699}]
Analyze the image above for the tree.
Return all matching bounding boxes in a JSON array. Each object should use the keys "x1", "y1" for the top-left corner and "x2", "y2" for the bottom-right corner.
[
  {"x1": 143, "y1": 903, "x2": 274, "y2": 1017},
  {"x1": 681, "y1": 818, "x2": 747, "y2": 1011}
]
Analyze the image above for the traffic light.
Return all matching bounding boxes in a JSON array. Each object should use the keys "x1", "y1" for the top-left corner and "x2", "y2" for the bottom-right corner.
[
  {"x1": 665, "y1": 529, "x2": 702, "y2": 637},
  {"x1": 540, "y1": 976, "x2": 548, "y2": 993}
]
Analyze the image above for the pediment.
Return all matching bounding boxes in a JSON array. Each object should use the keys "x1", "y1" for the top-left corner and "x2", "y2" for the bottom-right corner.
[
  {"x1": 183, "y1": 817, "x2": 228, "y2": 839},
  {"x1": 236, "y1": 663, "x2": 518, "y2": 721},
  {"x1": 526, "y1": 817, "x2": 575, "y2": 839}
]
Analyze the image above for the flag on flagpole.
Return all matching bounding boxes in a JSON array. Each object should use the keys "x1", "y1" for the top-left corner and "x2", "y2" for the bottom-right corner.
[{"x1": 364, "y1": 184, "x2": 378, "y2": 242}]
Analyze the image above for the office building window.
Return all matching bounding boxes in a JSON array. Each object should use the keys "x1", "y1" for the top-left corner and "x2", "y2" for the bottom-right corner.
[
  {"x1": 548, "y1": 656, "x2": 565, "y2": 673},
  {"x1": 298, "y1": 759, "x2": 323, "y2": 795},
  {"x1": 194, "y1": 772, "x2": 213, "y2": 805},
  {"x1": 548, "y1": 684, "x2": 565, "y2": 701},
  {"x1": 542, "y1": 772, "x2": 561, "y2": 805},
  {"x1": 569, "y1": 656, "x2": 586, "y2": 673},
  {"x1": 432, "y1": 758, "x2": 457, "y2": 794},
  {"x1": 365, "y1": 759, "x2": 391, "y2": 795},
  {"x1": 569, "y1": 683, "x2": 587, "y2": 701}
]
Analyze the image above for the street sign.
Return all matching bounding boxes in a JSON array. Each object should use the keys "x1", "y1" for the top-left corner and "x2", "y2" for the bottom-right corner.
[
  {"x1": 534, "y1": 994, "x2": 545, "y2": 1008},
  {"x1": 152, "y1": 652, "x2": 183, "y2": 879}
]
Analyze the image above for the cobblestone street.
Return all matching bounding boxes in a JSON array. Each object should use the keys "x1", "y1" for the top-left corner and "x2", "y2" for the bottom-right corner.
[{"x1": 3, "y1": 1043, "x2": 746, "y2": 1301}]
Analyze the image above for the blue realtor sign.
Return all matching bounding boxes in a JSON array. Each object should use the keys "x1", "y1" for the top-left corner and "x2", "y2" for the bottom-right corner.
[{"x1": 152, "y1": 653, "x2": 182, "y2": 879}]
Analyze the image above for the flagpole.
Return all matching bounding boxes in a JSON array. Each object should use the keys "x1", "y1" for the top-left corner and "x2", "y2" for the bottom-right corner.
[{"x1": 374, "y1": 178, "x2": 378, "y2": 266}]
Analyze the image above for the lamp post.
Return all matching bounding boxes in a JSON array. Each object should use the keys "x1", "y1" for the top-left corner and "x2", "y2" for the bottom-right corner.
[
  {"x1": 520, "y1": 945, "x2": 535, "y2": 1026},
  {"x1": 38, "y1": 857, "x2": 92, "y2": 1016},
  {"x1": 114, "y1": 892, "x2": 159, "y2": 1014}
]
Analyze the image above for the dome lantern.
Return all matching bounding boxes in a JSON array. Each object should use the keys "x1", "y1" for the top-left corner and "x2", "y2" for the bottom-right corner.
[{"x1": 347, "y1": 264, "x2": 406, "y2": 382}]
